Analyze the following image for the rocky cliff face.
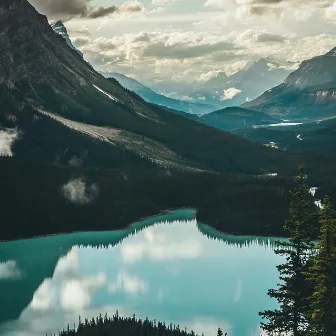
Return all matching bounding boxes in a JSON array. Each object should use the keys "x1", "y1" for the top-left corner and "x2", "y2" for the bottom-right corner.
[{"x1": 283, "y1": 50, "x2": 336, "y2": 89}]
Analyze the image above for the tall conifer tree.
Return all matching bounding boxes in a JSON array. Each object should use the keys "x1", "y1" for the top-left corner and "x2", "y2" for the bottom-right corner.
[
  {"x1": 306, "y1": 196, "x2": 336, "y2": 336},
  {"x1": 259, "y1": 166, "x2": 316, "y2": 336}
]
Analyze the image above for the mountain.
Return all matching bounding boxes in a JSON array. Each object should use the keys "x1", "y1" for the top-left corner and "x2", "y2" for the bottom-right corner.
[
  {"x1": 199, "y1": 106, "x2": 279, "y2": 131},
  {"x1": 102, "y1": 72, "x2": 216, "y2": 115},
  {"x1": 243, "y1": 48, "x2": 336, "y2": 120},
  {"x1": 51, "y1": 25, "x2": 214, "y2": 115},
  {"x1": 190, "y1": 58, "x2": 291, "y2": 107},
  {"x1": 0, "y1": 0, "x2": 291, "y2": 175},
  {"x1": 51, "y1": 20, "x2": 83, "y2": 58}
]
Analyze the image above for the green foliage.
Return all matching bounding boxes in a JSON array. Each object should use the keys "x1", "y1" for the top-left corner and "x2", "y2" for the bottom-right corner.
[
  {"x1": 259, "y1": 166, "x2": 317, "y2": 336},
  {"x1": 305, "y1": 196, "x2": 336, "y2": 336}
]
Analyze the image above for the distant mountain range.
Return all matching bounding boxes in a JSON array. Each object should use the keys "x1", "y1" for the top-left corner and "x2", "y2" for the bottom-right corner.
[
  {"x1": 243, "y1": 48, "x2": 336, "y2": 120},
  {"x1": 0, "y1": 0, "x2": 290, "y2": 175},
  {"x1": 101, "y1": 72, "x2": 216, "y2": 115},
  {"x1": 145, "y1": 59, "x2": 291, "y2": 109},
  {"x1": 190, "y1": 58, "x2": 291, "y2": 107}
]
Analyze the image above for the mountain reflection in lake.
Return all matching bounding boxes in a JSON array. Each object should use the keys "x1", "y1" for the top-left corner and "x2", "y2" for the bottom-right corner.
[{"x1": 0, "y1": 210, "x2": 283, "y2": 336}]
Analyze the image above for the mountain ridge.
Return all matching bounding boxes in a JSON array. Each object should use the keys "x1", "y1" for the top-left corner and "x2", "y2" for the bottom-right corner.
[
  {"x1": 0, "y1": 0, "x2": 290, "y2": 175},
  {"x1": 243, "y1": 47, "x2": 336, "y2": 119},
  {"x1": 190, "y1": 58, "x2": 291, "y2": 107},
  {"x1": 102, "y1": 72, "x2": 216, "y2": 115}
]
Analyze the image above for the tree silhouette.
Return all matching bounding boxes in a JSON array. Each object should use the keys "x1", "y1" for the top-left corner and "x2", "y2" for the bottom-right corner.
[
  {"x1": 55, "y1": 312, "x2": 227, "y2": 336},
  {"x1": 305, "y1": 195, "x2": 336, "y2": 335},
  {"x1": 259, "y1": 166, "x2": 316, "y2": 335}
]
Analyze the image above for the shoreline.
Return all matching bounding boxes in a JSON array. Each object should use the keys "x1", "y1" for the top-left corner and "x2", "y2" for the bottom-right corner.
[{"x1": 0, "y1": 207, "x2": 290, "y2": 243}]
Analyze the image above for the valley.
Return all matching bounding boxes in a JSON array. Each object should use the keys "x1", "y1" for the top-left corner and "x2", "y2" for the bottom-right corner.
[{"x1": 1, "y1": 1, "x2": 336, "y2": 335}]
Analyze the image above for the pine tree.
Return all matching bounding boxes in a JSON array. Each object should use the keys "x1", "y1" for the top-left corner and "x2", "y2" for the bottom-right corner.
[
  {"x1": 217, "y1": 327, "x2": 223, "y2": 336},
  {"x1": 259, "y1": 166, "x2": 316, "y2": 336},
  {"x1": 306, "y1": 196, "x2": 336, "y2": 336}
]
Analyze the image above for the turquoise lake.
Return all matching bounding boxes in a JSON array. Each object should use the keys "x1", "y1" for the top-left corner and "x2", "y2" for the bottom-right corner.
[{"x1": 0, "y1": 210, "x2": 284, "y2": 336}]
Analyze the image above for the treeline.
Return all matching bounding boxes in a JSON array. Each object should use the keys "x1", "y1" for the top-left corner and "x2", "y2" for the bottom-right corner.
[
  {"x1": 55, "y1": 311, "x2": 226, "y2": 336},
  {"x1": 0, "y1": 157, "x2": 292, "y2": 241},
  {"x1": 260, "y1": 167, "x2": 336, "y2": 335},
  {"x1": 1, "y1": 157, "x2": 336, "y2": 241}
]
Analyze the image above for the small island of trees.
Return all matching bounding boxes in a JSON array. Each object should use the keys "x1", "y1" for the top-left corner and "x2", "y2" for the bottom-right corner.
[{"x1": 55, "y1": 311, "x2": 226, "y2": 336}]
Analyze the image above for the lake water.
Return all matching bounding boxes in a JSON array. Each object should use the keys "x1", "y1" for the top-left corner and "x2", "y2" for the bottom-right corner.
[{"x1": 0, "y1": 210, "x2": 284, "y2": 336}]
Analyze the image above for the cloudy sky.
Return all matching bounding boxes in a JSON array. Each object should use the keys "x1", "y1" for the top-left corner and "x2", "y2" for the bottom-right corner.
[{"x1": 30, "y1": 0, "x2": 336, "y2": 87}]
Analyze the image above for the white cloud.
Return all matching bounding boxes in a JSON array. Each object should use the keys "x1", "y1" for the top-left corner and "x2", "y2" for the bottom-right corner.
[
  {"x1": 54, "y1": 247, "x2": 79, "y2": 278},
  {"x1": 108, "y1": 272, "x2": 147, "y2": 294},
  {"x1": 148, "y1": 6, "x2": 167, "y2": 15},
  {"x1": 221, "y1": 87, "x2": 242, "y2": 100},
  {"x1": 0, "y1": 260, "x2": 21, "y2": 280},
  {"x1": 0, "y1": 128, "x2": 19, "y2": 157},
  {"x1": 204, "y1": 0, "x2": 226, "y2": 9},
  {"x1": 325, "y1": 1, "x2": 336, "y2": 20},
  {"x1": 293, "y1": 8, "x2": 313, "y2": 21},
  {"x1": 119, "y1": 1, "x2": 145, "y2": 15},
  {"x1": 60, "y1": 0, "x2": 336, "y2": 86},
  {"x1": 225, "y1": 60, "x2": 248, "y2": 75},
  {"x1": 62, "y1": 178, "x2": 98, "y2": 205},
  {"x1": 61, "y1": 272, "x2": 106, "y2": 310},
  {"x1": 75, "y1": 25, "x2": 335, "y2": 85},
  {"x1": 30, "y1": 279, "x2": 56, "y2": 311},
  {"x1": 152, "y1": 0, "x2": 176, "y2": 5},
  {"x1": 120, "y1": 220, "x2": 203, "y2": 263},
  {"x1": 197, "y1": 70, "x2": 220, "y2": 82}
]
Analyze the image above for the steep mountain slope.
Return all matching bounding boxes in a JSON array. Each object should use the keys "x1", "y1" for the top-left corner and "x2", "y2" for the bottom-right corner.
[
  {"x1": 243, "y1": 49, "x2": 336, "y2": 119},
  {"x1": 102, "y1": 72, "x2": 216, "y2": 115},
  {"x1": 51, "y1": 20, "x2": 83, "y2": 57},
  {"x1": 0, "y1": 0, "x2": 290, "y2": 174},
  {"x1": 200, "y1": 106, "x2": 279, "y2": 131},
  {"x1": 51, "y1": 23, "x2": 213, "y2": 115},
  {"x1": 191, "y1": 58, "x2": 291, "y2": 107}
]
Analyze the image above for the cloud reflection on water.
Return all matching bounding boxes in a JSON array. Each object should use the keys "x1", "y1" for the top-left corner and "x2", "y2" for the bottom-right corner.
[
  {"x1": 120, "y1": 220, "x2": 203, "y2": 263},
  {"x1": 0, "y1": 217, "x2": 284, "y2": 336},
  {"x1": 0, "y1": 261, "x2": 21, "y2": 280}
]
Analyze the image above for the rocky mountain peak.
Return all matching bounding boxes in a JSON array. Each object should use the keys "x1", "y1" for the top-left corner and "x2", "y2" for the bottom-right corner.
[{"x1": 51, "y1": 20, "x2": 83, "y2": 57}]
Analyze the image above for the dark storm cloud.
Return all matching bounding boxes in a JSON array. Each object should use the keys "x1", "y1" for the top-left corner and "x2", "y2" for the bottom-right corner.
[
  {"x1": 87, "y1": 6, "x2": 118, "y2": 19},
  {"x1": 30, "y1": 0, "x2": 117, "y2": 20}
]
